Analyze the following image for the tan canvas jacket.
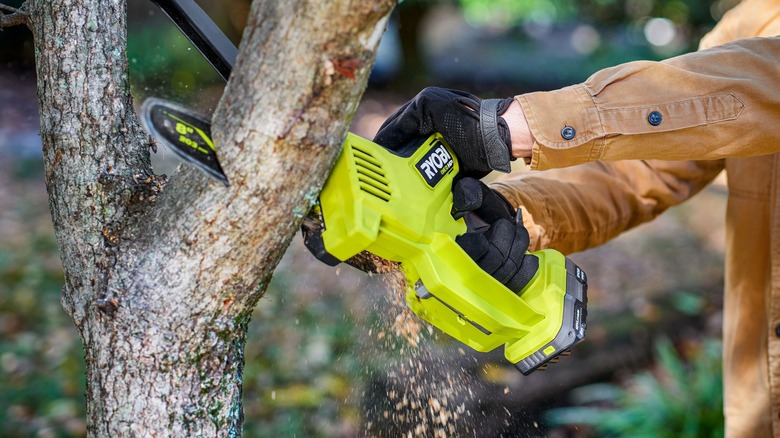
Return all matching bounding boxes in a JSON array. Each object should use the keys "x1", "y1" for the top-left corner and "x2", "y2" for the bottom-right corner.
[{"x1": 492, "y1": 1, "x2": 780, "y2": 436}]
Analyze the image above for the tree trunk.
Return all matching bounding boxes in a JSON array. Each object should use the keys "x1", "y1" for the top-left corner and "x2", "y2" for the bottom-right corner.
[{"x1": 26, "y1": 0, "x2": 395, "y2": 434}]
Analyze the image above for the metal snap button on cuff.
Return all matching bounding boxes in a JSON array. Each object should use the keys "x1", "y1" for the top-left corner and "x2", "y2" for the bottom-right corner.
[
  {"x1": 648, "y1": 111, "x2": 663, "y2": 126},
  {"x1": 561, "y1": 126, "x2": 576, "y2": 140}
]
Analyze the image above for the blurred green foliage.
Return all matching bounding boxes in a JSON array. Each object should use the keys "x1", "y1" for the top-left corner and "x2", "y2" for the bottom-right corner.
[
  {"x1": 546, "y1": 337, "x2": 724, "y2": 437},
  {"x1": 388, "y1": 0, "x2": 729, "y2": 92},
  {"x1": 127, "y1": 24, "x2": 224, "y2": 108},
  {"x1": 457, "y1": 0, "x2": 720, "y2": 27}
]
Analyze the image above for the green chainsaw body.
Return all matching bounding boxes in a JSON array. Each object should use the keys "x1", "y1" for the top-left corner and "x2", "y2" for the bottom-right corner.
[
  {"x1": 309, "y1": 133, "x2": 587, "y2": 374},
  {"x1": 140, "y1": 0, "x2": 586, "y2": 373}
]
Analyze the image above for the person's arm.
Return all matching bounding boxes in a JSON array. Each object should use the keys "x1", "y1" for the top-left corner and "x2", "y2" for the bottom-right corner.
[
  {"x1": 490, "y1": 159, "x2": 725, "y2": 254},
  {"x1": 489, "y1": 0, "x2": 780, "y2": 254},
  {"x1": 504, "y1": 36, "x2": 780, "y2": 170}
]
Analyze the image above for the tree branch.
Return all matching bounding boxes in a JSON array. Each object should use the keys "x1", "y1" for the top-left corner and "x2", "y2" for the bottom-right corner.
[{"x1": 0, "y1": 2, "x2": 29, "y2": 28}]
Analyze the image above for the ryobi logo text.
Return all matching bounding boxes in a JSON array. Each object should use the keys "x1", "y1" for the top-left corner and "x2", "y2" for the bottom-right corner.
[{"x1": 415, "y1": 142, "x2": 454, "y2": 188}]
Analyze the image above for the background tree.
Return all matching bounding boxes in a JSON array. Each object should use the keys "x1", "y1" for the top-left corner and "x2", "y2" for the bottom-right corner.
[{"x1": 0, "y1": 0, "x2": 394, "y2": 435}]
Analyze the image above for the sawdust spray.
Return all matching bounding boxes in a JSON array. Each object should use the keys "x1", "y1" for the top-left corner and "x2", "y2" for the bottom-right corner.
[{"x1": 349, "y1": 252, "x2": 480, "y2": 437}]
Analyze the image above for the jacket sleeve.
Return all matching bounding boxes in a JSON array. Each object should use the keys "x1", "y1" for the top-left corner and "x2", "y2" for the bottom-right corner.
[
  {"x1": 490, "y1": 0, "x2": 777, "y2": 254},
  {"x1": 517, "y1": 35, "x2": 780, "y2": 170},
  {"x1": 490, "y1": 159, "x2": 724, "y2": 254}
]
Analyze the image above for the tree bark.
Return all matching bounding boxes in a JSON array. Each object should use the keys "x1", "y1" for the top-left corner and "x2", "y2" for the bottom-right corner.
[{"x1": 26, "y1": 0, "x2": 395, "y2": 435}]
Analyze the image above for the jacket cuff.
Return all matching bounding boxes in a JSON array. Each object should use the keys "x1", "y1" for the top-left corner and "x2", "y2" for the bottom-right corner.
[{"x1": 516, "y1": 84, "x2": 602, "y2": 170}]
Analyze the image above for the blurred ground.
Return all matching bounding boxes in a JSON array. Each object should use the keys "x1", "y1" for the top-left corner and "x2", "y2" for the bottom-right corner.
[{"x1": 0, "y1": 66, "x2": 726, "y2": 436}]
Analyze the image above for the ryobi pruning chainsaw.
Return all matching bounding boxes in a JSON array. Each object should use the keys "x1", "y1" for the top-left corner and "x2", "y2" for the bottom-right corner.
[{"x1": 141, "y1": 0, "x2": 588, "y2": 374}]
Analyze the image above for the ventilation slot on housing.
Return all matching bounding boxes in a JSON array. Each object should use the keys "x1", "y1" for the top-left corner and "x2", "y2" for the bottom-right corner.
[{"x1": 351, "y1": 145, "x2": 392, "y2": 202}]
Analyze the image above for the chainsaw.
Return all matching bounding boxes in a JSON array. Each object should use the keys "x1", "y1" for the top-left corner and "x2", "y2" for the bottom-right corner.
[{"x1": 141, "y1": 0, "x2": 588, "y2": 374}]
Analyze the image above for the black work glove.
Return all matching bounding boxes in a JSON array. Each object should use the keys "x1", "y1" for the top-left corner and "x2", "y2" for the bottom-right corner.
[
  {"x1": 452, "y1": 177, "x2": 539, "y2": 293},
  {"x1": 374, "y1": 87, "x2": 515, "y2": 179}
]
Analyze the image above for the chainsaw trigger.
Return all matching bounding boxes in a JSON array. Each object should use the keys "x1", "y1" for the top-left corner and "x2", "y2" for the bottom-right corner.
[{"x1": 463, "y1": 212, "x2": 490, "y2": 233}]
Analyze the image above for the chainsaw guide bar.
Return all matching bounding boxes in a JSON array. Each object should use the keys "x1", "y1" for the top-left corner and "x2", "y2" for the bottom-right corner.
[{"x1": 141, "y1": 98, "x2": 229, "y2": 186}]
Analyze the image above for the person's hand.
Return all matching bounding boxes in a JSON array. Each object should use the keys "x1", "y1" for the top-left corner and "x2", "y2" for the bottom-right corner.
[
  {"x1": 502, "y1": 99, "x2": 534, "y2": 162},
  {"x1": 374, "y1": 87, "x2": 515, "y2": 179},
  {"x1": 451, "y1": 177, "x2": 539, "y2": 293}
]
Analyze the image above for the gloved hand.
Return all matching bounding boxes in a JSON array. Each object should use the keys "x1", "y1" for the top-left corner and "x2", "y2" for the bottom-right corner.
[
  {"x1": 374, "y1": 87, "x2": 515, "y2": 179},
  {"x1": 452, "y1": 177, "x2": 539, "y2": 293}
]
